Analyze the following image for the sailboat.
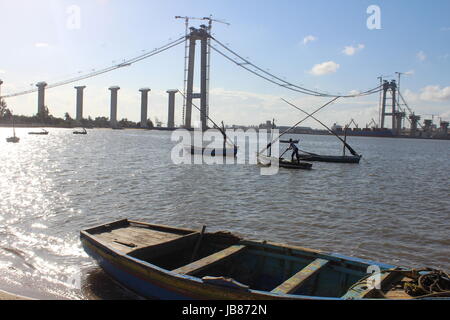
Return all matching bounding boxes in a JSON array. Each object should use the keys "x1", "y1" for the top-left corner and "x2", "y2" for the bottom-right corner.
[
  {"x1": 6, "y1": 116, "x2": 20, "y2": 143},
  {"x1": 73, "y1": 128, "x2": 87, "y2": 135}
]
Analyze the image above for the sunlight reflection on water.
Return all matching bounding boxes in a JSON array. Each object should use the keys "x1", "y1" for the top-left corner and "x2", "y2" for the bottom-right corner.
[{"x1": 0, "y1": 127, "x2": 449, "y2": 299}]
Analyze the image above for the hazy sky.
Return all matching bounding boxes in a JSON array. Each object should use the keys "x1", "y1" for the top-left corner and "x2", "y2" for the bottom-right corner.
[{"x1": 1, "y1": 0, "x2": 449, "y2": 128}]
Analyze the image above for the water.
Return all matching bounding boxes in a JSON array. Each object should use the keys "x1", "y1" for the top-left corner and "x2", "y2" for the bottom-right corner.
[{"x1": 0, "y1": 128, "x2": 449, "y2": 299}]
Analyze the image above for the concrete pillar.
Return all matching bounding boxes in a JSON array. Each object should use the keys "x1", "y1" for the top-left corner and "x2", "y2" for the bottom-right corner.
[
  {"x1": 409, "y1": 114, "x2": 420, "y2": 137},
  {"x1": 185, "y1": 32, "x2": 197, "y2": 129},
  {"x1": 109, "y1": 86, "x2": 120, "y2": 128},
  {"x1": 139, "y1": 88, "x2": 151, "y2": 128},
  {"x1": 200, "y1": 30, "x2": 208, "y2": 131},
  {"x1": 36, "y1": 82, "x2": 47, "y2": 115},
  {"x1": 75, "y1": 86, "x2": 86, "y2": 122},
  {"x1": 391, "y1": 81, "x2": 397, "y2": 132},
  {"x1": 380, "y1": 81, "x2": 389, "y2": 129},
  {"x1": 167, "y1": 90, "x2": 178, "y2": 128}
]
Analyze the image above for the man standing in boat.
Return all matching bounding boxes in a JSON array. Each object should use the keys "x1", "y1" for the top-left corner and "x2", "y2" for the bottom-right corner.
[{"x1": 288, "y1": 138, "x2": 301, "y2": 163}]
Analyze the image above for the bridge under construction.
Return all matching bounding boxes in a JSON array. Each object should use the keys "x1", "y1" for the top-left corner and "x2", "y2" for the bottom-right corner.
[{"x1": 0, "y1": 18, "x2": 447, "y2": 139}]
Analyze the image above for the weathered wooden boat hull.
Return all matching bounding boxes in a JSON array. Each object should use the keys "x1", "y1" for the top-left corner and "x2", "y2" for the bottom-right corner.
[
  {"x1": 279, "y1": 160, "x2": 313, "y2": 170},
  {"x1": 28, "y1": 132, "x2": 49, "y2": 135},
  {"x1": 80, "y1": 220, "x2": 443, "y2": 300},
  {"x1": 187, "y1": 146, "x2": 238, "y2": 158},
  {"x1": 298, "y1": 154, "x2": 362, "y2": 164},
  {"x1": 258, "y1": 155, "x2": 313, "y2": 170}
]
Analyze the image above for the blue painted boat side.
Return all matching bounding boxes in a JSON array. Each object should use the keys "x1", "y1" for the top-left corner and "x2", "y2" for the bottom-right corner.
[
  {"x1": 329, "y1": 253, "x2": 398, "y2": 270},
  {"x1": 81, "y1": 235, "x2": 344, "y2": 300}
]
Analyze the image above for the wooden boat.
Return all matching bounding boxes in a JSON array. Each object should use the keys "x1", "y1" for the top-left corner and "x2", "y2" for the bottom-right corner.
[
  {"x1": 73, "y1": 128, "x2": 87, "y2": 135},
  {"x1": 6, "y1": 136, "x2": 20, "y2": 143},
  {"x1": 6, "y1": 118, "x2": 20, "y2": 143},
  {"x1": 298, "y1": 153, "x2": 362, "y2": 164},
  {"x1": 187, "y1": 145, "x2": 238, "y2": 158},
  {"x1": 80, "y1": 219, "x2": 450, "y2": 300},
  {"x1": 258, "y1": 155, "x2": 313, "y2": 170},
  {"x1": 28, "y1": 129, "x2": 49, "y2": 135},
  {"x1": 279, "y1": 158, "x2": 313, "y2": 170}
]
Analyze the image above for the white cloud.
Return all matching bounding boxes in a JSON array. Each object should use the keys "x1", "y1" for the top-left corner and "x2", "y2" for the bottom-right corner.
[
  {"x1": 309, "y1": 61, "x2": 340, "y2": 76},
  {"x1": 417, "y1": 51, "x2": 427, "y2": 61},
  {"x1": 303, "y1": 35, "x2": 317, "y2": 45},
  {"x1": 0, "y1": 69, "x2": 5, "y2": 74},
  {"x1": 419, "y1": 85, "x2": 450, "y2": 102},
  {"x1": 404, "y1": 70, "x2": 415, "y2": 75},
  {"x1": 441, "y1": 27, "x2": 450, "y2": 31},
  {"x1": 35, "y1": 42, "x2": 49, "y2": 48},
  {"x1": 342, "y1": 44, "x2": 365, "y2": 56}
]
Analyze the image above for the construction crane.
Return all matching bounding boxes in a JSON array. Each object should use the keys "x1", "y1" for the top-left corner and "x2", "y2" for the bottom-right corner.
[{"x1": 175, "y1": 15, "x2": 230, "y2": 126}]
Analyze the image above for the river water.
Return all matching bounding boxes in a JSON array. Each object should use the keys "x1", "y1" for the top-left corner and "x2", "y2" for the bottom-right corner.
[{"x1": 0, "y1": 128, "x2": 449, "y2": 299}]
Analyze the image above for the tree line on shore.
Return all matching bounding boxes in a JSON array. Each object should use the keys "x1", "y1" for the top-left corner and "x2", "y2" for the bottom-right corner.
[{"x1": 0, "y1": 99, "x2": 154, "y2": 128}]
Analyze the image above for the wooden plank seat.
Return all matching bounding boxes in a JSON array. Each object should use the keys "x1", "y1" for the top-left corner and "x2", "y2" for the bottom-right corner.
[
  {"x1": 173, "y1": 245, "x2": 246, "y2": 276},
  {"x1": 272, "y1": 258, "x2": 329, "y2": 294}
]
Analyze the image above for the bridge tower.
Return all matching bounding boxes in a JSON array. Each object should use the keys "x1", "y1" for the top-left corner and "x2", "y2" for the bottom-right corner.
[
  {"x1": 380, "y1": 80, "x2": 405, "y2": 135},
  {"x1": 184, "y1": 26, "x2": 210, "y2": 130}
]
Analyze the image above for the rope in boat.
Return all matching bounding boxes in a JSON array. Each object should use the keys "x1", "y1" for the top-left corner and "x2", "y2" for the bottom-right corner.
[{"x1": 346, "y1": 268, "x2": 450, "y2": 299}]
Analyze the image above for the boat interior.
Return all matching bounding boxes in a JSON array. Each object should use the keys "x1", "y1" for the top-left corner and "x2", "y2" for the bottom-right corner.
[{"x1": 84, "y1": 220, "x2": 383, "y2": 298}]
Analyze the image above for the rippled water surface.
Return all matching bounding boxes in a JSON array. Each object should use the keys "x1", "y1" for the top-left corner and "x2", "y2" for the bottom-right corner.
[{"x1": 0, "y1": 128, "x2": 449, "y2": 299}]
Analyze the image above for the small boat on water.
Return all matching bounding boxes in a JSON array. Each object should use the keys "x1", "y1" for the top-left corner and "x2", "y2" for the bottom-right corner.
[
  {"x1": 298, "y1": 153, "x2": 362, "y2": 164},
  {"x1": 187, "y1": 145, "x2": 238, "y2": 158},
  {"x1": 73, "y1": 128, "x2": 87, "y2": 135},
  {"x1": 6, "y1": 136, "x2": 20, "y2": 143},
  {"x1": 82, "y1": 219, "x2": 450, "y2": 300},
  {"x1": 6, "y1": 117, "x2": 20, "y2": 143},
  {"x1": 258, "y1": 154, "x2": 313, "y2": 170},
  {"x1": 28, "y1": 129, "x2": 49, "y2": 135}
]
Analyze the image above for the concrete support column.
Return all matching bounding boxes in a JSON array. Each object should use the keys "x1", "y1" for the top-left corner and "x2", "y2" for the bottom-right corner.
[
  {"x1": 185, "y1": 33, "x2": 197, "y2": 129},
  {"x1": 109, "y1": 86, "x2": 120, "y2": 128},
  {"x1": 167, "y1": 90, "x2": 178, "y2": 128},
  {"x1": 36, "y1": 82, "x2": 47, "y2": 115},
  {"x1": 380, "y1": 81, "x2": 389, "y2": 129},
  {"x1": 200, "y1": 34, "x2": 208, "y2": 131},
  {"x1": 75, "y1": 86, "x2": 86, "y2": 122},
  {"x1": 139, "y1": 88, "x2": 151, "y2": 128},
  {"x1": 391, "y1": 81, "x2": 397, "y2": 132}
]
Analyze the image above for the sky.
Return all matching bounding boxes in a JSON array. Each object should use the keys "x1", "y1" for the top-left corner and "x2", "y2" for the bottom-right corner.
[{"x1": 0, "y1": 0, "x2": 449, "y2": 128}]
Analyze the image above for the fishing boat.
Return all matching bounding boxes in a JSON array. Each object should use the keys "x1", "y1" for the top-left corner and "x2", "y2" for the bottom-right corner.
[
  {"x1": 28, "y1": 129, "x2": 49, "y2": 135},
  {"x1": 298, "y1": 153, "x2": 362, "y2": 164},
  {"x1": 281, "y1": 99, "x2": 363, "y2": 164},
  {"x1": 6, "y1": 117, "x2": 20, "y2": 143},
  {"x1": 187, "y1": 145, "x2": 238, "y2": 158},
  {"x1": 80, "y1": 219, "x2": 450, "y2": 300},
  {"x1": 73, "y1": 128, "x2": 87, "y2": 135},
  {"x1": 258, "y1": 154, "x2": 313, "y2": 170}
]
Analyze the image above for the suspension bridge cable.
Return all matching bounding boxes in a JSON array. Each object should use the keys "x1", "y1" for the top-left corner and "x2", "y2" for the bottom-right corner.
[
  {"x1": 210, "y1": 37, "x2": 382, "y2": 98},
  {"x1": 1, "y1": 36, "x2": 186, "y2": 99}
]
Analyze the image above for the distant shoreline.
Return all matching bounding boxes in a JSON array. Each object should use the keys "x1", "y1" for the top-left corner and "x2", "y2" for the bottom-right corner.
[{"x1": 1, "y1": 124, "x2": 448, "y2": 141}]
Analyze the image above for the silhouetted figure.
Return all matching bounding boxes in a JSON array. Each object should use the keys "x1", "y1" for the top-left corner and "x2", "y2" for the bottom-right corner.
[{"x1": 288, "y1": 138, "x2": 300, "y2": 163}]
